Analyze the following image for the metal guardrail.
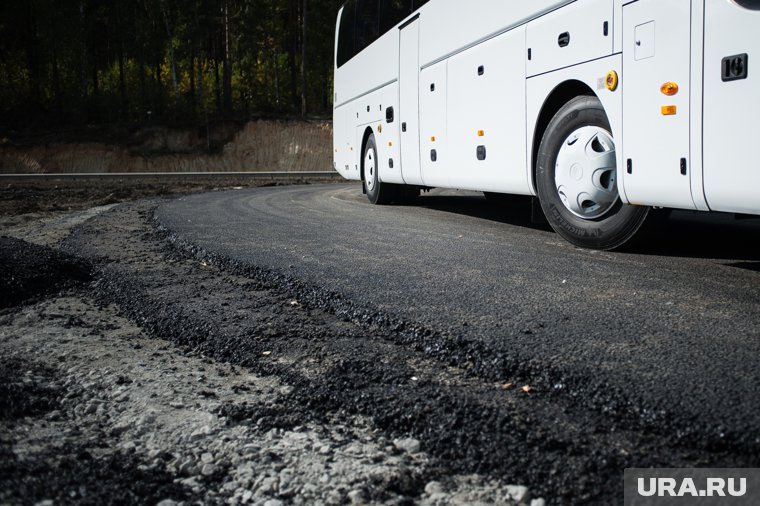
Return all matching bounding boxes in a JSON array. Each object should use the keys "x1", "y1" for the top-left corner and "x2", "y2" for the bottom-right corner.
[{"x1": 0, "y1": 171, "x2": 341, "y2": 182}]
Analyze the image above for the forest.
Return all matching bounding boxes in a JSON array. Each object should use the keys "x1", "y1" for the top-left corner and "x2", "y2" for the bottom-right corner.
[{"x1": 0, "y1": 0, "x2": 345, "y2": 130}]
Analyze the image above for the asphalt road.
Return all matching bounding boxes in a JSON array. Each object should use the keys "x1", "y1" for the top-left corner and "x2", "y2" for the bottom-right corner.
[{"x1": 156, "y1": 184, "x2": 760, "y2": 474}]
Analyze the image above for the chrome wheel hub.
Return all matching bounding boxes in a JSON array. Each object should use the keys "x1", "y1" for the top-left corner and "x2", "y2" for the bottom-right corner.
[
  {"x1": 555, "y1": 126, "x2": 619, "y2": 220},
  {"x1": 364, "y1": 148, "x2": 376, "y2": 192}
]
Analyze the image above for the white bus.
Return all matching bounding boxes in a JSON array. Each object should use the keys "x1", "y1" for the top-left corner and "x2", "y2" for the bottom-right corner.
[{"x1": 332, "y1": 0, "x2": 759, "y2": 250}]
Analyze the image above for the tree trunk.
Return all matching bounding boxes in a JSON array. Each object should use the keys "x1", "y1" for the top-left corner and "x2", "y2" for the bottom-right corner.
[
  {"x1": 162, "y1": 1, "x2": 180, "y2": 103},
  {"x1": 300, "y1": 0, "x2": 307, "y2": 118},
  {"x1": 222, "y1": 0, "x2": 233, "y2": 115},
  {"x1": 190, "y1": 52, "x2": 197, "y2": 113},
  {"x1": 24, "y1": 2, "x2": 41, "y2": 104},
  {"x1": 51, "y1": 45, "x2": 63, "y2": 118},
  {"x1": 79, "y1": 1, "x2": 88, "y2": 103},
  {"x1": 288, "y1": 0, "x2": 299, "y2": 111},
  {"x1": 115, "y1": 0, "x2": 127, "y2": 120},
  {"x1": 213, "y1": 39, "x2": 221, "y2": 114}
]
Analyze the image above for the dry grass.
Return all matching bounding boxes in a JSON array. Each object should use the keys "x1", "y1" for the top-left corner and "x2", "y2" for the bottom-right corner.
[{"x1": 0, "y1": 120, "x2": 333, "y2": 174}]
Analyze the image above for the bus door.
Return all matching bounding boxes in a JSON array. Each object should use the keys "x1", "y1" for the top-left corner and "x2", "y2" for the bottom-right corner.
[{"x1": 399, "y1": 15, "x2": 423, "y2": 185}]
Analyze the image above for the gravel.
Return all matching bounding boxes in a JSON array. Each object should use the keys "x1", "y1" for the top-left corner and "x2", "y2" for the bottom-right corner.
[{"x1": 1, "y1": 203, "x2": 542, "y2": 505}]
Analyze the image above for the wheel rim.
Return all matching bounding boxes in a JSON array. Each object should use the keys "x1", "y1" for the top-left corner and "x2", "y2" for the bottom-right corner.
[
  {"x1": 364, "y1": 148, "x2": 376, "y2": 192},
  {"x1": 554, "y1": 126, "x2": 619, "y2": 220}
]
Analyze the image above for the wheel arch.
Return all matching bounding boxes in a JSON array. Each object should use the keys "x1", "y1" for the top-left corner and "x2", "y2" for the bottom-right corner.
[{"x1": 530, "y1": 80, "x2": 597, "y2": 193}]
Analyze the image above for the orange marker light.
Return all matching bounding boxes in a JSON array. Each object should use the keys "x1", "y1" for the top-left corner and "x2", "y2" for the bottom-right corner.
[
  {"x1": 431, "y1": 136, "x2": 436, "y2": 142},
  {"x1": 661, "y1": 105, "x2": 677, "y2": 116},
  {"x1": 605, "y1": 71, "x2": 619, "y2": 91},
  {"x1": 388, "y1": 141, "x2": 393, "y2": 147},
  {"x1": 661, "y1": 82, "x2": 679, "y2": 96},
  {"x1": 478, "y1": 130, "x2": 485, "y2": 137}
]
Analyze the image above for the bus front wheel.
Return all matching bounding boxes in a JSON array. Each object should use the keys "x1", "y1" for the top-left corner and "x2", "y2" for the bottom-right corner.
[
  {"x1": 536, "y1": 96, "x2": 649, "y2": 250},
  {"x1": 363, "y1": 134, "x2": 396, "y2": 205}
]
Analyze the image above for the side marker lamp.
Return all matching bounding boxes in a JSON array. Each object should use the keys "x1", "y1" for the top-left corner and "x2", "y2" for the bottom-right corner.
[
  {"x1": 661, "y1": 82, "x2": 679, "y2": 96},
  {"x1": 605, "y1": 71, "x2": 619, "y2": 91}
]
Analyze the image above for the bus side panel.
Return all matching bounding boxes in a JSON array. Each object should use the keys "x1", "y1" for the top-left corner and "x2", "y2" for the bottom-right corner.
[
  {"x1": 526, "y1": 55, "x2": 624, "y2": 201},
  {"x1": 446, "y1": 26, "x2": 530, "y2": 194},
  {"x1": 419, "y1": 61, "x2": 449, "y2": 188},
  {"x1": 702, "y1": 1, "x2": 760, "y2": 215},
  {"x1": 334, "y1": 29, "x2": 399, "y2": 117},
  {"x1": 333, "y1": 104, "x2": 358, "y2": 180},
  {"x1": 348, "y1": 84, "x2": 399, "y2": 184},
  {"x1": 379, "y1": 83, "x2": 403, "y2": 185},
  {"x1": 526, "y1": 0, "x2": 613, "y2": 78},
  {"x1": 621, "y1": 0, "x2": 696, "y2": 210},
  {"x1": 419, "y1": 0, "x2": 572, "y2": 68}
]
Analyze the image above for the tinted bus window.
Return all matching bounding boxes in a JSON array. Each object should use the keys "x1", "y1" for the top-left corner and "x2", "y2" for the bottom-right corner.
[
  {"x1": 380, "y1": 0, "x2": 411, "y2": 33},
  {"x1": 337, "y1": 2, "x2": 356, "y2": 67},
  {"x1": 356, "y1": 0, "x2": 380, "y2": 54},
  {"x1": 413, "y1": 0, "x2": 429, "y2": 9}
]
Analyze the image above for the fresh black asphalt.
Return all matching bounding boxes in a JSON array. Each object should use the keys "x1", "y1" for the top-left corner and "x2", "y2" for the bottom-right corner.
[{"x1": 156, "y1": 184, "x2": 760, "y2": 480}]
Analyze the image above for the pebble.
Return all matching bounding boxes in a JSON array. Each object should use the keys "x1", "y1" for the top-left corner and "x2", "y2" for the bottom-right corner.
[
  {"x1": 179, "y1": 460, "x2": 196, "y2": 477},
  {"x1": 530, "y1": 500, "x2": 546, "y2": 506},
  {"x1": 425, "y1": 481, "x2": 444, "y2": 496},
  {"x1": 263, "y1": 500, "x2": 283, "y2": 506},
  {"x1": 347, "y1": 489, "x2": 366, "y2": 504},
  {"x1": 201, "y1": 463, "x2": 218, "y2": 476},
  {"x1": 506, "y1": 485, "x2": 530, "y2": 503},
  {"x1": 392, "y1": 437, "x2": 421, "y2": 453},
  {"x1": 256, "y1": 476, "x2": 278, "y2": 496}
]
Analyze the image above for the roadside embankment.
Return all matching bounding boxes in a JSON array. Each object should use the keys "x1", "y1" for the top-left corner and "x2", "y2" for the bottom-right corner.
[{"x1": 0, "y1": 120, "x2": 333, "y2": 174}]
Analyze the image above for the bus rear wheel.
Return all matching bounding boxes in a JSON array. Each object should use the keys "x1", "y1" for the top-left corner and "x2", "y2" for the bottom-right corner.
[
  {"x1": 536, "y1": 96, "x2": 649, "y2": 250},
  {"x1": 363, "y1": 134, "x2": 396, "y2": 205}
]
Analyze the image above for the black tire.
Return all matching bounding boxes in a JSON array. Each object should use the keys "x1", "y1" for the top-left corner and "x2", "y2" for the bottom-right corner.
[
  {"x1": 363, "y1": 134, "x2": 396, "y2": 205},
  {"x1": 536, "y1": 95, "x2": 650, "y2": 250}
]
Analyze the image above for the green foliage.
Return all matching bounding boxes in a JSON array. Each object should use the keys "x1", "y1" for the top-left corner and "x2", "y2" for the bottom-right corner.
[{"x1": 0, "y1": 0, "x2": 344, "y2": 129}]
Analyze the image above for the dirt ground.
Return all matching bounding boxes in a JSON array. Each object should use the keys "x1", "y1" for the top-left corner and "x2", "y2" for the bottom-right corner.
[{"x1": 0, "y1": 187, "x2": 542, "y2": 506}]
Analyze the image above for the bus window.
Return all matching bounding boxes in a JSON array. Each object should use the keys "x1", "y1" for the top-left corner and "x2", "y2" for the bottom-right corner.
[
  {"x1": 356, "y1": 0, "x2": 380, "y2": 54},
  {"x1": 337, "y1": 2, "x2": 356, "y2": 68},
  {"x1": 413, "y1": 0, "x2": 429, "y2": 10},
  {"x1": 380, "y1": 0, "x2": 411, "y2": 34}
]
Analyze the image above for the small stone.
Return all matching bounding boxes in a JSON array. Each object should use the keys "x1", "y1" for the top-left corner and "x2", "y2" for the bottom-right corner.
[
  {"x1": 424, "y1": 481, "x2": 444, "y2": 496},
  {"x1": 256, "y1": 476, "x2": 278, "y2": 496},
  {"x1": 505, "y1": 485, "x2": 530, "y2": 503},
  {"x1": 241, "y1": 490, "x2": 253, "y2": 503},
  {"x1": 179, "y1": 460, "x2": 196, "y2": 477},
  {"x1": 189, "y1": 425, "x2": 213, "y2": 441},
  {"x1": 263, "y1": 500, "x2": 283, "y2": 506},
  {"x1": 530, "y1": 500, "x2": 546, "y2": 506},
  {"x1": 201, "y1": 463, "x2": 218, "y2": 476},
  {"x1": 393, "y1": 437, "x2": 421, "y2": 453},
  {"x1": 33, "y1": 501, "x2": 54, "y2": 506},
  {"x1": 201, "y1": 452, "x2": 214, "y2": 464},
  {"x1": 347, "y1": 489, "x2": 366, "y2": 504},
  {"x1": 111, "y1": 423, "x2": 130, "y2": 436},
  {"x1": 325, "y1": 490, "x2": 343, "y2": 505},
  {"x1": 156, "y1": 501, "x2": 179, "y2": 506}
]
